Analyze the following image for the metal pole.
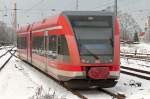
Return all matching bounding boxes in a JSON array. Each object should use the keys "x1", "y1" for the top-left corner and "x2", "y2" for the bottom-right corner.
[
  {"x1": 0, "y1": 0, "x2": 1, "y2": 20},
  {"x1": 76, "y1": 0, "x2": 79, "y2": 10},
  {"x1": 12, "y1": 2, "x2": 17, "y2": 45},
  {"x1": 13, "y1": 3, "x2": 17, "y2": 31},
  {"x1": 115, "y1": 0, "x2": 117, "y2": 16}
]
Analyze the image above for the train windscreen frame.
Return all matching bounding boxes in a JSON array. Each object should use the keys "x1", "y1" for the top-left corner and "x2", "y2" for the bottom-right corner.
[{"x1": 68, "y1": 15, "x2": 114, "y2": 64}]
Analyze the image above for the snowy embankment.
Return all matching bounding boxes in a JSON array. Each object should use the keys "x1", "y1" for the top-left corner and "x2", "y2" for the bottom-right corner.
[{"x1": 0, "y1": 56, "x2": 80, "y2": 99}]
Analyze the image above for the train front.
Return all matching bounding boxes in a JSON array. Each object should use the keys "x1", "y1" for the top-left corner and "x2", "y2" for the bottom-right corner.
[{"x1": 63, "y1": 11, "x2": 120, "y2": 88}]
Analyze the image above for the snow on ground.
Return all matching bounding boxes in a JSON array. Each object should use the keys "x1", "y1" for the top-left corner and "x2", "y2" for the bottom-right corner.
[
  {"x1": 121, "y1": 42, "x2": 150, "y2": 53},
  {"x1": 78, "y1": 90, "x2": 112, "y2": 99},
  {"x1": 121, "y1": 57, "x2": 150, "y2": 72},
  {"x1": 0, "y1": 53, "x2": 11, "y2": 66},
  {"x1": 115, "y1": 42, "x2": 150, "y2": 99},
  {"x1": 0, "y1": 43, "x2": 150, "y2": 99},
  {"x1": 0, "y1": 57, "x2": 80, "y2": 99},
  {"x1": 0, "y1": 49, "x2": 7, "y2": 56},
  {"x1": 0, "y1": 46, "x2": 11, "y2": 56},
  {"x1": 105, "y1": 73, "x2": 150, "y2": 99},
  {"x1": 121, "y1": 42, "x2": 150, "y2": 72}
]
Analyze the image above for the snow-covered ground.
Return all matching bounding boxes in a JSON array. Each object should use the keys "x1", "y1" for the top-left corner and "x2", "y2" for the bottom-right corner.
[
  {"x1": 121, "y1": 58, "x2": 150, "y2": 72},
  {"x1": 0, "y1": 56, "x2": 80, "y2": 99},
  {"x1": 0, "y1": 49, "x2": 7, "y2": 56},
  {"x1": 0, "y1": 43, "x2": 150, "y2": 99},
  {"x1": 121, "y1": 42, "x2": 150, "y2": 72},
  {"x1": 121, "y1": 42, "x2": 150, "y2": 54},
  {"x1": 106, "y1": 73, "x2": 150, "y2": 99},
  {"x1": 118, "y1": 42, "x2": 150, "y2": 99},
  {"x1": 78, "y1": 90, "x2": 112, "y2": 99}
]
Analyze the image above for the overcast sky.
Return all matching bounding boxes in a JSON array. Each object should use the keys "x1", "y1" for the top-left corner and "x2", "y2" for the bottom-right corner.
[{"x1": 0, "y1": 0, "x2": 150, "y2": 30}]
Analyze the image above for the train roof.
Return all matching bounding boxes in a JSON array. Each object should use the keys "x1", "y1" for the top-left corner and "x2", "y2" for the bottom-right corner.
[
  {"x1": 62, "y1": 11, "x2": 114, "y2": 16},
  {"x1": 17, "y1": 11, "x2": 114, "y2": 33}
]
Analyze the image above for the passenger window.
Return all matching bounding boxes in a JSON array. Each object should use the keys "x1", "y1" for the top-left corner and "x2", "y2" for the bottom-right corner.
[
  {"x1": 17, "y1": 37, "x2": 21, "y2": 49},
  {"x1": 58, "y1": 35, "x2": 70, "y2": 62},
  {"x1": 17, "y1": 37, "x2": 27, "y2": 49},
  {"x1": 48, "y1": 35, "x2": 58, "y2": 59},
  {"x1": 32, "y1": 36, "x2": 45, "y2": 56}
]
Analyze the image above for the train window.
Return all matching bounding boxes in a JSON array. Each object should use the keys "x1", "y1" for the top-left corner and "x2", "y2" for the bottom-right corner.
[
  {"x1": 68, "y1": 15, "x2": 114, "y2": 63},
  {"x1": 74, "y1": 27, "x2": 112, "y2": 40},
  {"x1": 48, "y1": 35, "x2": 57, "y2": 59},
  {"x1": 17, "y1": 37, "x2": 27, "y2": 49},
  {"x1": 32, "y1": 36, "x2": 45, "y2": 56},
  {"x1": 69, "y1": 16, "x2": 112, "y2": 28},
  {"x1": 17, "y1": 37, "x2": 20, "y2": 49},
  {"x1": 58, "y1": 35, "x2": 70, "y2": 62},
  {"x1": 72, "y1": 21, "x2": 110, "y2": 27}
]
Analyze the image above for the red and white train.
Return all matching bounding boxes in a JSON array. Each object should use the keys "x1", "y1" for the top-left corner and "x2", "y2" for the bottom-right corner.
[{"x1": 17, "y1": 11, "x2": 120, "y2": 88}]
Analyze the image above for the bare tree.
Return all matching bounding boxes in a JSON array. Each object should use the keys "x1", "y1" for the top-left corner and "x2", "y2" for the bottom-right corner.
[
  {"x1": 0, "y1": 21, "x2": 15, "y2": 45},
  {"x1": 118, "y1": 12, "x2": 142, "y2": 41}
]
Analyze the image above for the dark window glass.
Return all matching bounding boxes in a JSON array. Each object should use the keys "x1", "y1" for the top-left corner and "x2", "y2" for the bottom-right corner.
[
  {"x1": 48, "y1": 35, "x2": 57, "y2": 59},
  {"x1": 58, "y1": 35, "x2": 70, "y2": 61},
  {"x1": 17, "y1": 37, "x2": 20, "y2": 49},
  {"x1": 17, "y1": 37, "x2": 27, "y2": 49},
  {"x1": 68, "y1": 15, "x2": 114, "y2": 64},
  {"x1": 32, "y1": 36, "x2": 45, "y2": 56}
]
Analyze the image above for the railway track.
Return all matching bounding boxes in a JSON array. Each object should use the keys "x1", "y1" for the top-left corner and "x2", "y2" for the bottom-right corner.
[
  {"x1": 0, "y1": 47, "x2": 16, "y2": 71},
  {"x1": 121, "y1": 66, "x2": 150, "y2": 80},
  {"x1": 0, "y1": 47, "x2": 14, "y2": 58},
  {"x1": 120, "y1": 56, "x2": 149, "y2": 62},
  {"x1": 10, "y1": 52, "x2": 124, "y2": 99},
  {"x1": 8, "y1": 52, "x2": 88, "y2": 99},
  {"x1": 98, "y1": 88, "x2": 126, "y2": 99},
  {"x1": 120, "y1": 52, "x2": 150, "y2": 62},
  {"x1": 120, "y1": 52, "x2": 150, "y2": 56}
]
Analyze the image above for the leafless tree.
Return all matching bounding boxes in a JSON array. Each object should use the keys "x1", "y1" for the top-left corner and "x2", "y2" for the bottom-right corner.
[
  {"x1": 0, "y1": 21, "x2": 15, "y2": 45},
  {"x1": 118, "y1": 12, "x2": 142, "y2": 41}
]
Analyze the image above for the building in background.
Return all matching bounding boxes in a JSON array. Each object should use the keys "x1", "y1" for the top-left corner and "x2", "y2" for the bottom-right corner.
[
  {"x1": 139, "y1": 32, "x2": 145, "y2": 41},
  {"x1": 144, "y1": 16, "x2": 150, "y2": 42}
]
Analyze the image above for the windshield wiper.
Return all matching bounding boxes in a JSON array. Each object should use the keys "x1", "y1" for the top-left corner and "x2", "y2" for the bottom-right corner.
[{"x1": 76, "y1": 33, "x2": 100, "y2": 60}]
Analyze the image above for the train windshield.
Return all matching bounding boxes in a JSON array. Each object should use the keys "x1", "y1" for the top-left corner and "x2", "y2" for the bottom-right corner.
[{"x1": 69, "y1": 15, "x2": 114, "y2": 64}]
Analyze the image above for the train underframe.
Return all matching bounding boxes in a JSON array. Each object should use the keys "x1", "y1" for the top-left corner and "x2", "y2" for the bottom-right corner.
[{"x1": 64, "y1": 79, "x2": 118, "y2": 89}]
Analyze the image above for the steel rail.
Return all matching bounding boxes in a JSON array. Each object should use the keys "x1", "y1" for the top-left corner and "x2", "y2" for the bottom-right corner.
[
  {"x1": 98, "y1": 88, "x2": 126, "y2": 99},
  {"x1": 121, "y1": 70, "x2": 150, "y2": 80},
  {"x1": 10, "y1": 52, "x2": 88, "y2": 99},
  {"x1": 121, "y1": 66, "x2": 150, "y2": 75},
  {"x1": 0, "y1": 50, "x2": 16, "y2": 71}
]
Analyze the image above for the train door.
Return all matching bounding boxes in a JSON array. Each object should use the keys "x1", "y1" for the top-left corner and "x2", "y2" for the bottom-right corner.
[
  {"x1": 44, "y1": 31, "x2": 48, "y2": 72},
  {"x1": 29, "y1": 32, "x2": 32, "y2": 63}
]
